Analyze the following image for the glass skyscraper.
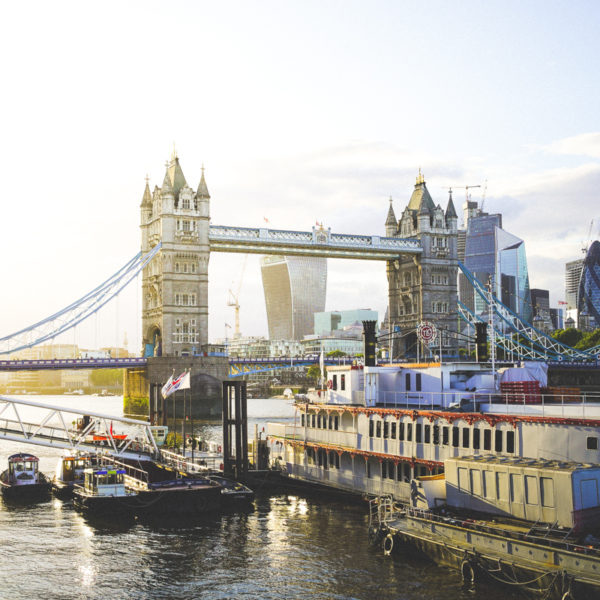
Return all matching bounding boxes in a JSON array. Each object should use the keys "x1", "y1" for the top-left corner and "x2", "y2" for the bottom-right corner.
[
  {"x1": 260, "y1": 255, "x2": 327, "y2": 340},
  {"x1": 578, "y1": 241, "x2": 600, "y2": 330},
  {"x1": 462, "y1": 209, "x2": 532, "y2": 323}
]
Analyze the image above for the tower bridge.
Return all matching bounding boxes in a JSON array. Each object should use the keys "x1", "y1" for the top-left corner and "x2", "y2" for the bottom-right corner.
[{"x1": 2, "y1": 154, "x2": 595, "y2": 425}]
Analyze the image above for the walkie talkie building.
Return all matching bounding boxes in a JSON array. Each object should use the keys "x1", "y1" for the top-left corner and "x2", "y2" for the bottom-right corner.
[{"x1": 260, "y1": 255, "x2": 327, "y2": 340}]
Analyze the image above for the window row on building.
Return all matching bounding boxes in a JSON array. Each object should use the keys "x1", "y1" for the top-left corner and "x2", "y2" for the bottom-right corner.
[
  {"x1": 368, "y1": 418, "x2": 516, "y2": 454},
  {"x1": 174, "y1": 262, "x2": 197, "y2": 274},
  {"x1": 301, "y1": 412, "x2": 340, "y2": 431},
  {"x1": 174, "y1": 293, "x2": 197, "y2": 306}
]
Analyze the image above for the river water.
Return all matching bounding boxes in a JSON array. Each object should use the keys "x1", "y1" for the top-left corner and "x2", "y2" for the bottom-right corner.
[{"x1": 0, "y1": 395, "x2": 516, "y2": 600}]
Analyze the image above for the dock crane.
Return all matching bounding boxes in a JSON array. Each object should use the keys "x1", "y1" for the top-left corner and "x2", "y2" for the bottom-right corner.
[
  {"x1": 448, "y1": 184, "x2": 482, "y2": 202},
  {"x1": 227, "y1": 255, "x2": 248, "y2": 339}
]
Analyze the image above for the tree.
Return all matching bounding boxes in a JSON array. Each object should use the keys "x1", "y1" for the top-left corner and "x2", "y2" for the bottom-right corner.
[
  {"x1": 307, "y1": 364, "x2": 321, "y2": 382},
  {"x1": 552, "y1": 328, "x2": 584, "y2": 348},
  {"x1": 326, "y1": 349, "x2": 346, "y2": 357}
]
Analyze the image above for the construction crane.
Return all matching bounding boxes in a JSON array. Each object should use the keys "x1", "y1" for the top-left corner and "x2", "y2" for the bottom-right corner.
[
  {"x1": 449, "y1": 184, "x2": 482, "y2": 202},
  {"x1": 227, "y1": 255, "x2": 248, "y2": 339},
  {"x1": 581, "y1": 219, "x2": 594, "y2": 254}
]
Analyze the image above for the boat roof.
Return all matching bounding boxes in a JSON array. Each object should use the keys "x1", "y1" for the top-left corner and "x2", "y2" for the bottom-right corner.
[
  {"x1": 8, "y1": 453, "x2": 39, "y2": 462},
  {"x1": 448, "y1": 454, "x2": 600, "y2": 472}
]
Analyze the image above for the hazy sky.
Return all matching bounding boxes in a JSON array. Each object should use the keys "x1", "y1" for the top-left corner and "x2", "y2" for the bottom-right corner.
[{"x1": 1, "y1": 0, "x2": 599, "y2": 352}]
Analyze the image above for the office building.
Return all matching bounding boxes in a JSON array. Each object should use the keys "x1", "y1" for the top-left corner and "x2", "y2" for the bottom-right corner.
[
  {"x1": 260, "y1": 255, "x2": 327, "y2": 340},
  {"x1": 565, "y1": 258, "x2": 584, "y2": 311},
  {"x1": 461, "y1": 203, "x2": 532, "y2": 324},
  {"x1": 314, "y1": 309, "x2": 378, "y2": 336},
  {"x1": 578, "y1": 241, "x2": 600, "y2": 331}
]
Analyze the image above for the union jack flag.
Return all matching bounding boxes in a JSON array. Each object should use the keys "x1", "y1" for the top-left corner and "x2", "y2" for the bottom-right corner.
[{"x1": 161, "y1": 371, "x2": 191, "y2": 399}]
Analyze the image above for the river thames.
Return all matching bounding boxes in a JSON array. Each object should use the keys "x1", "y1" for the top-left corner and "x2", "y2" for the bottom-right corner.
[{"x1": 0, "y1": 395, "x2": 517, "y2": 599}]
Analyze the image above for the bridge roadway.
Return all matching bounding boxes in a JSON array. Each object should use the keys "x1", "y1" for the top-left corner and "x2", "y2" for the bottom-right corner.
[
  {"x1": 209, "y1": 225, "x2": 421, "y2": 259},
  {"x1": 0, "y1": 355, "x2": 341, "y2": 376}
]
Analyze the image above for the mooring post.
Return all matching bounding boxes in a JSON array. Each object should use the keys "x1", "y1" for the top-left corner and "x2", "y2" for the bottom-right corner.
[{"x1": 222, "y1": 380, "x2": 248, "y2": 478}]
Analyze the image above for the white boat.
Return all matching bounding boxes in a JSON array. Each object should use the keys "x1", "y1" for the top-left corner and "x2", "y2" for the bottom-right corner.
[{"x1": 266, "y1": 361, "x2": 600, "y2": 503}]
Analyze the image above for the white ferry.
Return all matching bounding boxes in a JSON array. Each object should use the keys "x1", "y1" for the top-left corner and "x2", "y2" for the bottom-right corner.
[{"x1": 266, "y1": 361, "x2": 600, "y2": 503}]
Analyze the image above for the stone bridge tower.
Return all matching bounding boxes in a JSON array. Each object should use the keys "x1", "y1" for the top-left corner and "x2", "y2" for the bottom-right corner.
[
  {"x1": 140, "y1": 154, "x2": 210, "y2": 356},
  {"x1": 386, "y1": 172, "x2": 458, "y2": 358}
]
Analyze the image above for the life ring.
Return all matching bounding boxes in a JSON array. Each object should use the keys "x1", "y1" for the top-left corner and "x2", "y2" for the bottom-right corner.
[
  {"x1": 217, "y1": 445, "x2": 222, "y2": 453},
  {"x1": 460, "y1": 559, "x2": 475, "y2": 585},
  {"x1": 327, "y1": 380, "x2": 333, "y2": 389},
  {"x1": 383, "y1": 533, "x2": 394, "y2": 556}
]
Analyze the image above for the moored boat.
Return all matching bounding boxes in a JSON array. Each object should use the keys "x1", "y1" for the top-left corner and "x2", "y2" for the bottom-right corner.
[
  {"x1": 52, "y1": 453, "x2": 98, "y2": 500},
  {"x1": 207, "y1": 474, "x2": 255, "y2": 506},
  {"x1": 73, "y1": 464, "x2": 138, "y2": 515},
  {"x1": 0, "y1": 453, "x2": 51, "y2": 501}
]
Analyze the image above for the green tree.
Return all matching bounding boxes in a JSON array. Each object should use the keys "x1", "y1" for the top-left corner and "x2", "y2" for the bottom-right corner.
[
  {"x1": 307, "y1": 364, "x2": 321, "y2": 382},
  {"x1": 551, "y1": 328, "x2": 584, "y2": 348},
  {"x1": 326, "y1": 350, "x2": 346, "y2": 357}
]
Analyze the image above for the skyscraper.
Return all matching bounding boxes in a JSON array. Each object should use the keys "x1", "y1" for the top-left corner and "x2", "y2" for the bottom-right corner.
[
  {"x1": 461, "y1": 202, "x2": 532, "y2": 324},
  {"x1": 260, "y1": 255, "x2": 327, "y2": 340},
  {"x1": 578, "y1": 241, "x2": 600, "y2": 331},
  {"x1": 565, "y1": 258, "x2": 584, "y2": 310}
]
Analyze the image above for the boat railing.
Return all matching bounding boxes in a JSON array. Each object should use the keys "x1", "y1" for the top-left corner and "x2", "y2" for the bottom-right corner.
[
  {"x1": 377, "y1": 390, "x2": 600, "y2": 418},
  {"x1": 405, "y1": 506, "x2": 600, "y2": 556},
  {"x1": 96, "y1": 455, "x2": 149, "y2": 486},
  {"x1": 160, "y1": 449, "x2": 221, "y2": 474}
]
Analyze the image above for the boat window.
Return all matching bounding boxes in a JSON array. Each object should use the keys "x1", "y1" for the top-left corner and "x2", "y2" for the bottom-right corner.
[
  {"x1": 496, "y1": 472, "x2": 508, "y2": 501},
  {"x1": 391, "y1": 422, "x2": 397, "y2": 439},
  {"x1": 458, "y1": 467, "x2": 468, "y2": 490},
  {"x1": 495, "y1": 430, "x2": 503, "y2": 453},
  {"x1": 470, "y1": 469, "x2": 482, "y2": 496},
  {"x1": 525, "y1": 475, "x2": 538, "y2": 505},
  {"x1": 416, "y1": 424, "x2": 422, "y2": 443},
  {"x1": 332, "y1": 375, "x2": 338, "y2": 391},
  {"x1": 473, "y1": 428, "x2": 480, "y2": 450},
  {"x1": 506, "y1": 431, "x2": 515, "y2": 453},
  {"x1": 376, "y1": 421, "x2": 382, "y2": 438},
  {"x1": 301, "y1": 414, "x2": 305, "y2": 427},
  {"x1": 311, "y1": 414, "x2": 316, "y2": 428},
  {"x1": 483, "y1": 429, "x2": 491, "y2": 451},
  {"x1": 432, "y1": 425, "x2": 439, "y2": 445},
  {"x1": 452, "y1": 427, "x2": 459, "y2": 448},
  {"x1": 442, "y1": 426, "x2": 449, "y2": 446},
  {"x1": 587, "y1": 436, "x2": 599, "y2": 450},
  {"x1": 340, "y1": 374, "x2": 345, "y2": 391},
  {"x1": 405, "y1": 373, "x2": 411, "y2": 391},
  {"x1": 399, "y1": 422, "x2": 405, "y2": 441},
  {"x1": 424, "y1": 425, "x2": 431, "y2": 444},
  {"x1": 369, "y1": 419, "x2": 374, "y2": 437},
  {"x1": 407, "y1": 423, "x2": 413, "y2": 442},
  {"x1": 462, "y1": 428, "x2": 470, "y2": 449},
  {"x1": 416, "y1": 373, "x2": 422, "y2": 392},
  {"x1": 540, "y1": 477, "x2": 555, "y2": 507},
  {"x1": 328, "y1": 415, "x2": 333, "y2": 430},
  {"x1": 483, "y1": 470, "x2": 494, "y2": 499},
  {"x1": 367, "y1": 461, "x2": 371, "y2": 478},
  {"x1": 334, "y1": 416, "x2": 339, "y2": 430},
  {"x1": 510, "y1": 474, "x2": 523, "y2": 504},
  {"x1": 383, "y1": 421, "x2": 389, "y2": 439}
]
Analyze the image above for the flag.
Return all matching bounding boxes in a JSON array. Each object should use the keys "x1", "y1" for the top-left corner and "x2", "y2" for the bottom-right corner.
[
  {"x1": 163, "y1": 371, "x2": 191, "y2": 399},
  {"x1": 161, "y1": 374, "x2": 174, "y2": 399},
  {"x1": 264, "y1": 217, "x2": 269, "y2": 224},
  {"x1": 558, "y1": 301, "x2": 568, "y2": 305}
]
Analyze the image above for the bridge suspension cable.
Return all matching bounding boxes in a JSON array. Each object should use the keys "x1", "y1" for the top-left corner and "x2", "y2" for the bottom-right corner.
[
  {"x1": 458, "y1": 261, "x2": 595, "y2": 361},
  {"x1": 0, "y1": 243, "x2": 162, "y2": 355}
]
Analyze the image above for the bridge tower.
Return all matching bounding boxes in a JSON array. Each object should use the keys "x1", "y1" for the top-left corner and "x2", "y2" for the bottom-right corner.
[
  {"x1": 386, "y1": 172, "x2": 458, "y2": 358},
  {"x1": 140, "y1": 153, "x2": 210, "y2": 356}
]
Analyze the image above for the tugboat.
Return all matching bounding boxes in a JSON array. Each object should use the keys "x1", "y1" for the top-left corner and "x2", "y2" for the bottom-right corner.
[
  {"x1": 52, "y1": 453, "x2": 98, "y2": 500},
  {"x1": 73, "y1": 464, "x2": 138, "y2": 515},
  {"x1": 0, "y1": 453, "x2": 51, "y2": 501},
  {"x1": 207, "y1": 474, "x2": 255, "y2": 506}
]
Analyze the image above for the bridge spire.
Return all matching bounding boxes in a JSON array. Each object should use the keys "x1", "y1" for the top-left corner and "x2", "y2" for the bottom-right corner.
[
  {"x1": 385, "y1": 196, "x2": 397, "y2": 236},
  {"x1": 140, "y1": 176, "x2": 152, "y2": 207},
  {"x1": 196, "y1": 164, "x2": 210, "y2": 199}
]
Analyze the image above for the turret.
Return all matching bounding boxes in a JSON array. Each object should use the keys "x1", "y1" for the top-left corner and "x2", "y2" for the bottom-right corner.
[
  {"x1": 385, "y1": 197, "x2": 397, "y2": 236},
  {"x1": 161, "y1": 164, "x2": 175, "y2": 214},
  {"x1": 196, "y1": 166, "x2": 210, "y2": 218},
  {"x1": 445, "y1": 190, "x2": 458, "y2": 231}
]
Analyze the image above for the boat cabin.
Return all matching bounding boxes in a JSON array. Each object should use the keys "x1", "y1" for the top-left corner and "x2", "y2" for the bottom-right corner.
[
  {"x1": 6, "y1": 453, "x2": 41, "y2": 485},
  {"x1": 55, "y1": 455, "x2": 93, "y2": 483},
  {"x1": 83, "y1": 466, "x2": 129, "y2": 497},
  {"x1": 444, "y1": 455, "x2": 600, "y2": 531}
]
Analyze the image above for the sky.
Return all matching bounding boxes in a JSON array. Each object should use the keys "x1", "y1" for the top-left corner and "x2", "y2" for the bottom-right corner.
[{"x1": 1, "y1": 0, "x2": 599, "y2": 353}]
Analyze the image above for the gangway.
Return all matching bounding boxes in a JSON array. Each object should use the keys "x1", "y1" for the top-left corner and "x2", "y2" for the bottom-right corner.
[{"x1": 0, "y1": 395, "x2": 162, "y2": 458}]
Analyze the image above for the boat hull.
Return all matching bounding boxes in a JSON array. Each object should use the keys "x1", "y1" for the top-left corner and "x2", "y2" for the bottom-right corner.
[
  {"x1": 0, "y1": 472, "x2": 51, "y2": 502},
  {"x1": 73, "y1": 490, "x2": 138, "y2": 516},
  {"x1": 134, "y1": 480, "x2": 222, "y2": 516}
]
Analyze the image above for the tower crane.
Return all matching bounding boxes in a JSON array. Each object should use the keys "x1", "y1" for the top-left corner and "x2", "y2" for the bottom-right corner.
[
  {"x1": 449, "y1": 184, "x2": 482, "y2": 202},
  {"x1": 581, "y1": 219, "x2": 594, "y2": 254},
  {"x1": 227, "y1": 254, "x2": 248, "y2": 339}
]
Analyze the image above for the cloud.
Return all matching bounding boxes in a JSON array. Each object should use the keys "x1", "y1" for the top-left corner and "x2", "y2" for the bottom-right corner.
[{"x1": 543, "y1": 132, "x2": 600, "y2": 159}]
